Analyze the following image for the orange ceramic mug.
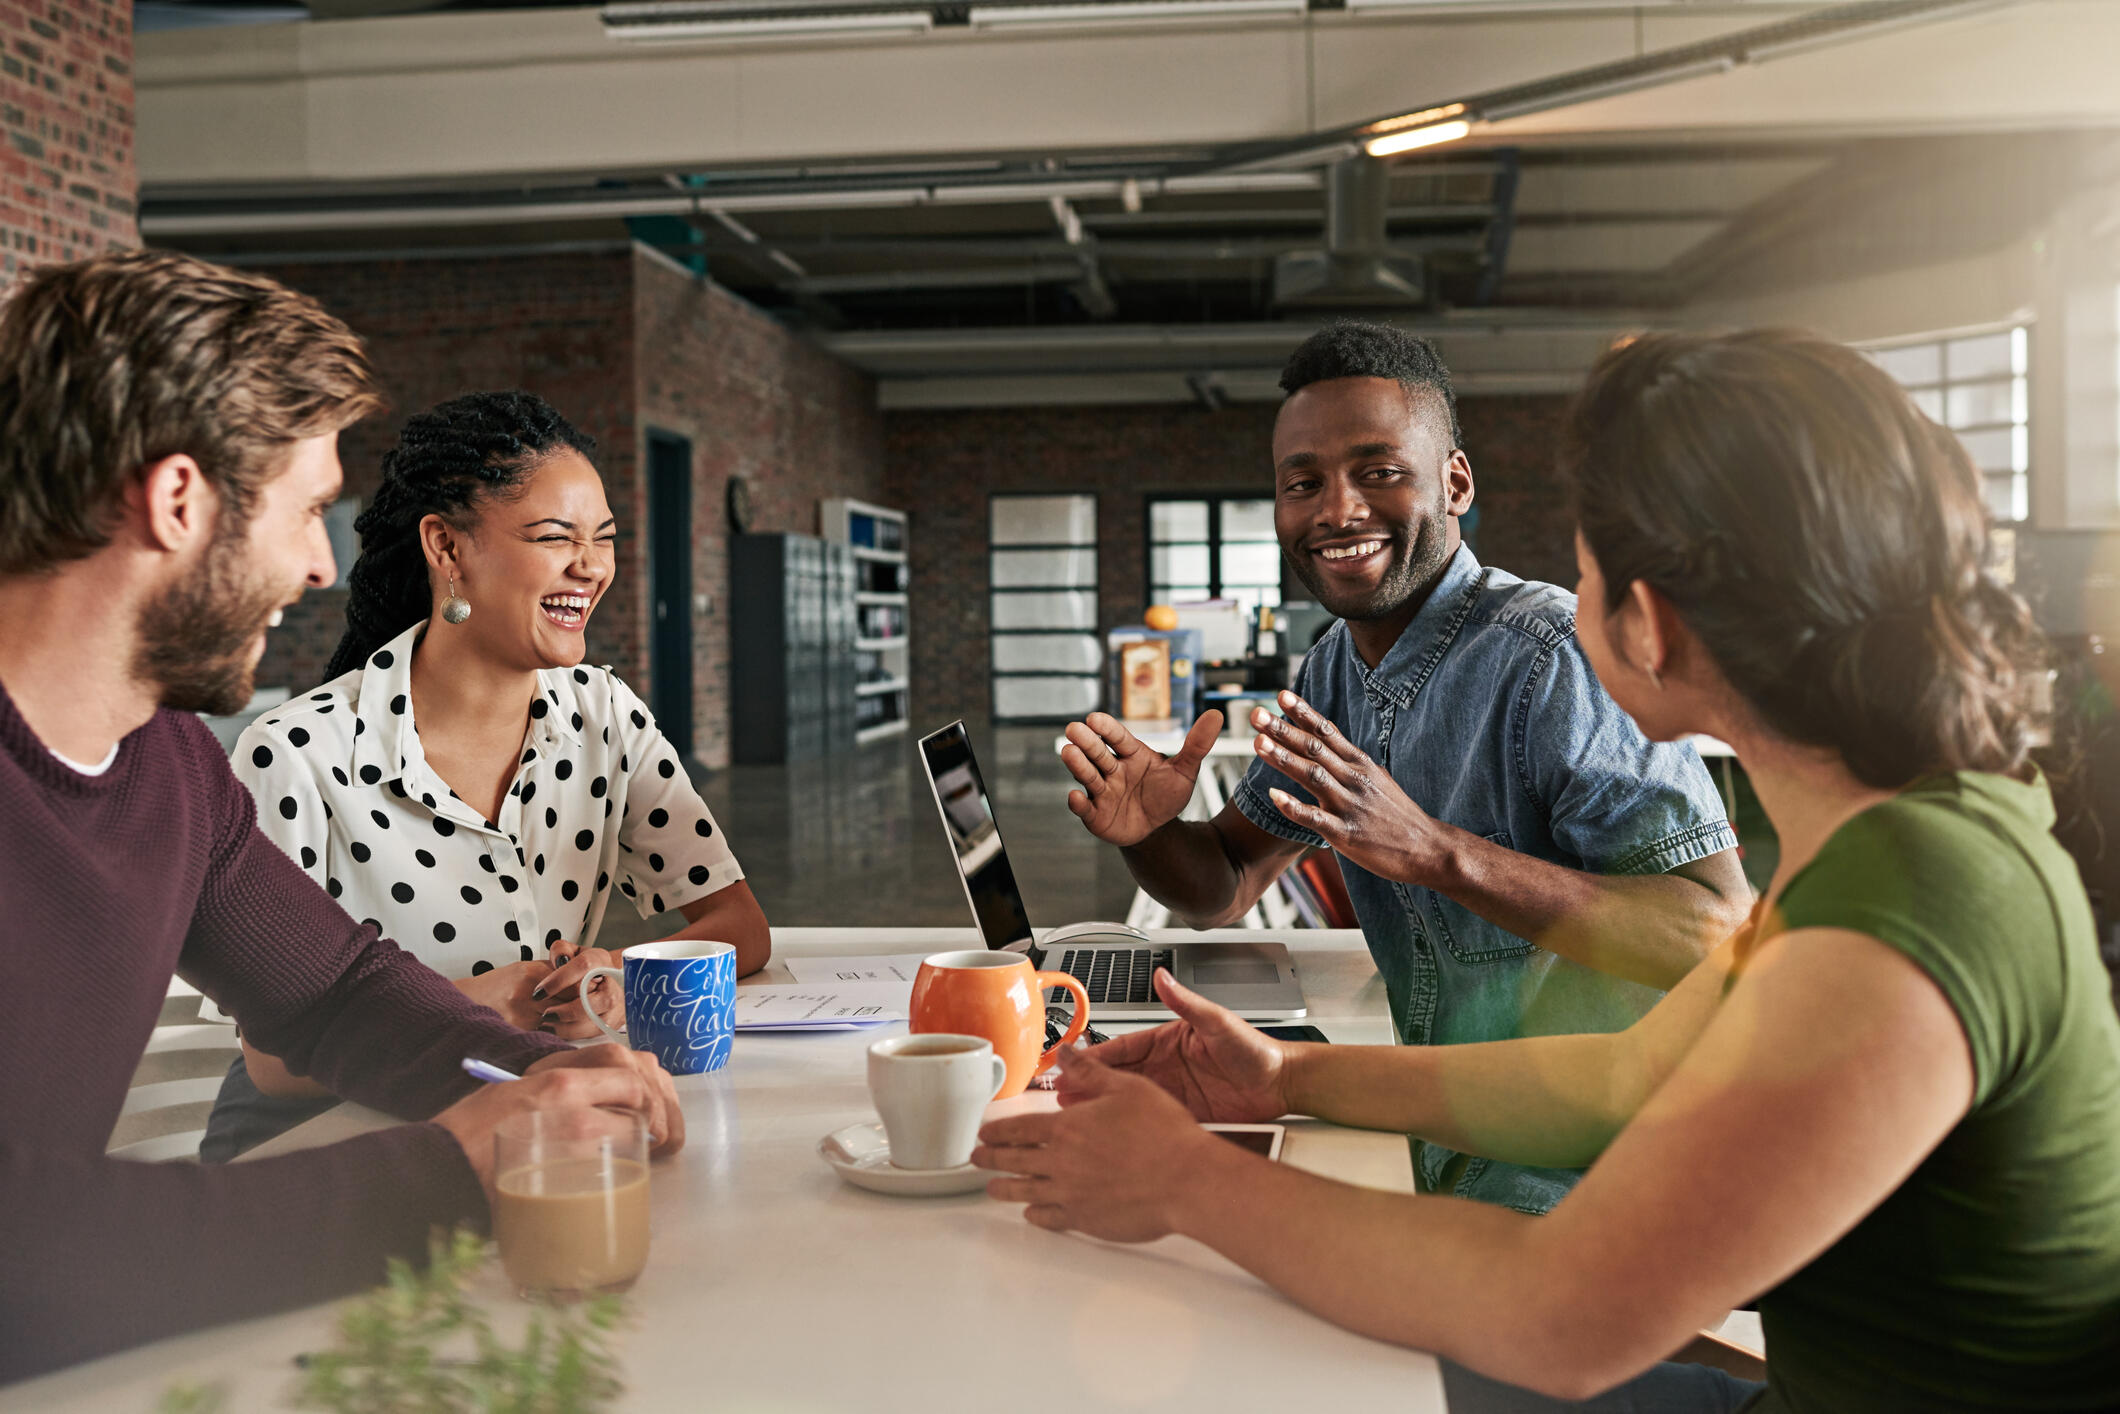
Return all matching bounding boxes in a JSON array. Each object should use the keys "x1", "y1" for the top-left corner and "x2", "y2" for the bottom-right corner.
[{"x1": 908, "y1": 951, "x2": 1090, "y2": 1099}]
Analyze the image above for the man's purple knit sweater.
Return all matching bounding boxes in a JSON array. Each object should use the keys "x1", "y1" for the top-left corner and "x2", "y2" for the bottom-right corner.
[{"x1": 0, "y1": 679, "x2": 568, "y2": 1384}]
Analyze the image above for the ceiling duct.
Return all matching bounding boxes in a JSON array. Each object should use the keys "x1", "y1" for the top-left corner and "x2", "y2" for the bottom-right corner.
[{"x1": 1272, "y1": 156, "x2": 1427, "y2": 309}]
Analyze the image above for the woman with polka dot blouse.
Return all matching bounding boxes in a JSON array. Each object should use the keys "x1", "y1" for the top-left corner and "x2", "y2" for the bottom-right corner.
[{"x1": 201, "y1": 391, "x2": 770, "y2": 1160}]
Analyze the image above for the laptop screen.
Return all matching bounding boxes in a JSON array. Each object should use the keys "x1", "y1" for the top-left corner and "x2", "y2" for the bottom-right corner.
[{"x1": 918, "y1": 721, "x2": 1035, "y2": 951}]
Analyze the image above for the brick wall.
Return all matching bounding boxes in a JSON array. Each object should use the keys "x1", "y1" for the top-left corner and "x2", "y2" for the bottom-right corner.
[
  {"x1": 250, "y1": 250, "x2": 641, "y2": 695},
  {"x1": 0, "y1": 0, "x2": 132, "y2": 286},
  {"x1": 632, "y1": 249, "x2": 886, "y2": 769},
  {"x1": 1458, "y1": 395, "x2": 1578, "y2": 591},
  {"x1": 238, "y1": 241, "x2": 1566, "y2": 751},
  {"x1": 881, "y1": 394, "x2": 1577, "y2": 725}
]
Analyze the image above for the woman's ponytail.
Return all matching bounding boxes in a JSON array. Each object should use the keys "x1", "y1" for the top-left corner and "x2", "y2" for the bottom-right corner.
[{"x1": 1564, "y1": 330, "x2": 2047, "y2": 790}]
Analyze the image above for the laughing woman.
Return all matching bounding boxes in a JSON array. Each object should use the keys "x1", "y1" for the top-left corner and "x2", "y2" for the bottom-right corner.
[
  {"x1": 973, "y1": 331, "x2": 2120, "y2": 1412},
  {"x1": 202, "y1": 391, "x2": 770, "y2": 1160}
]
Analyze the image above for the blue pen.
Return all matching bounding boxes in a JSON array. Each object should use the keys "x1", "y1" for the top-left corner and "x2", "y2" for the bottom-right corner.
[{"x1": 460, "y1": 1057, "x2": 520, "y2": 1085}]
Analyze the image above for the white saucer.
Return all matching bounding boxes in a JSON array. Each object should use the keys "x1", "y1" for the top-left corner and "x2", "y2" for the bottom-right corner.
[{"x1": 818, "y1": 1123, "x2": 990, "y2": 1197}]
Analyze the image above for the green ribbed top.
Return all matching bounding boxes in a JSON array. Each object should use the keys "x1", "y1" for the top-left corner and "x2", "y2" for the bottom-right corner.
[{"x1": 1749, "y1": 772, "x2": 2120, "y2": 1413}]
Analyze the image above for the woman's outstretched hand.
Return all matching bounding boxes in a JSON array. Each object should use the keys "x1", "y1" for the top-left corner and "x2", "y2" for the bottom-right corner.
[
  {"x1": 974, "y1": 1045, "x2": 1236, "y2": 1244},
  {"x1": 1083, "y1": 968, "x2": 1295, "y2": 1124}
]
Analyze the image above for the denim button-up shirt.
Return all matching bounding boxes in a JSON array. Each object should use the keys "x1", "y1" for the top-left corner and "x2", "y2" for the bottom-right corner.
[{"x1": 1234, "y1": 547, "x2": 1735, "y2": 1212}]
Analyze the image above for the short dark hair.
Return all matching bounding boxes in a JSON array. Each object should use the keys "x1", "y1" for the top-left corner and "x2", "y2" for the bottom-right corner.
[
  {"x1": 0, "y1": 250, "x2": 382, "y2": 575},
  {"x1": 1278, "y1": 320, "x2": 1463, "y2": 449},
  {"x1": 1565, "y1": 329, "x2": 2045, "y2": 790}
]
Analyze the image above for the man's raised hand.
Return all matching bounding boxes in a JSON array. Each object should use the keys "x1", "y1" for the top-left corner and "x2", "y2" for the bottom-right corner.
[
  {"x1": 1253, "y1": 691, "x2": 1450, "y2": 887},
  {"x1": 1058, "y1": 709, "x2": 1224, "y2": 847}
]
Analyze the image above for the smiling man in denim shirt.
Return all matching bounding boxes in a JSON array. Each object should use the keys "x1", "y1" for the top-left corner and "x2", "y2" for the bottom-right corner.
[{"x1": 1057, "y1": 322, "x2": 1749, "y2": 1214}]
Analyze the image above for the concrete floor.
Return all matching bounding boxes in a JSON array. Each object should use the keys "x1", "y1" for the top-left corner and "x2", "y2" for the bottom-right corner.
[{"x1": 600, "y1": 724, "x2": 1146, "y2": 947}]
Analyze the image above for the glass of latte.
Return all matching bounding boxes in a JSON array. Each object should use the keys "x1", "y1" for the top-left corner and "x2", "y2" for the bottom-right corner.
[{"x1": 493, "y1": 1108, "x2": 651, "y2": 1301}]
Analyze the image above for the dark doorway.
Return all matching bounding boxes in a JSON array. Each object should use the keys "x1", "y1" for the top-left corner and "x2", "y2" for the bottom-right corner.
[{"x1": 647, "y1": 430, "x2": 694, "y2": 762}]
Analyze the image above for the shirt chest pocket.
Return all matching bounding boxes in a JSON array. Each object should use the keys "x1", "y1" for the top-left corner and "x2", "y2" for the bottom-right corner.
[{"x1": 1424, "y1": 829, "x2": 1538, "y2": 965}]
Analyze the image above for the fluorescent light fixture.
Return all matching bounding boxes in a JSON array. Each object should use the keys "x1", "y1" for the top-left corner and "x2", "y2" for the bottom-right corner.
[
  {"x1": 605, "y1": 8, "x2": 932, "y2": 40},
  {"x1": 1363, "y1": 119, "x2": 1470, "y2": 158},
  {"x1": 1364, "y1": 101, "x2": 1466, "y2": 136},
  {"x1": 968, "y1": 0, "x2": 1303, "y2": 29}
]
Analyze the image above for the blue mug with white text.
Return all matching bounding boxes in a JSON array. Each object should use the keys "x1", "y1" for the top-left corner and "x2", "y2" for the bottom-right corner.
[{"x1": 587, "y1": 938, "x2": 736, "y2": 1075}]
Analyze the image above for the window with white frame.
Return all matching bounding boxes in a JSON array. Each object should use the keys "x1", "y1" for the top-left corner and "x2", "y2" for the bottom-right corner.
[
  {"x1": 990, "y1": 493, "x2": 1100, "y2": 723},
  {"x1": 1866, "y1": 326, "x2": 2030, "y2": 523},
  {"x1": 1148, "y1": 495, "x2": 1285, "y2": 617}
]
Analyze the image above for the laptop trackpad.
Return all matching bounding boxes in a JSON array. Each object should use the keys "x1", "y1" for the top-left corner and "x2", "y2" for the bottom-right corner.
[{"x1": 1190, "y1": 961, "x2": 1282, "y2": 987}]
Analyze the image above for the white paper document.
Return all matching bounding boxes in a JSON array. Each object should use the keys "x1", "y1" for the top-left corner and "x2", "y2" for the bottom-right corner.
[
  {"x1": 734, "y1": 981, "x2": 910, "y2": 1031},
  {"x1": 782, "y1": 954, "x2": 934, "y2": 986}
]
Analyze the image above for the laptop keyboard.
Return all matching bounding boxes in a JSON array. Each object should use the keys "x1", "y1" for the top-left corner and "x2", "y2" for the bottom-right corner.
[{"x1": 1047, "y1": 948, "x2": 1176, "y2": 1006}]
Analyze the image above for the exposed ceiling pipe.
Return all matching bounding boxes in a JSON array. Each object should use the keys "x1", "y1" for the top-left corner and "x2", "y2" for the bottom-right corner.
[
  {"x1": 1272, "y1": 156, "x2": 1428, "y2": 308},
  {"x1": 821, "y1": 309, "x2": 1655, "y2": 359},
  {"x1": 142, "y1": 173, "x2": 1322, "y2": 238},
  {"x1": 1360, "y1": 0, "x2": 2014, "y2": 159},
  {"x1": 683, "y1": 200, "x2": 846, "y2": 325},
  {"x1": 1047, "y1": 195, "x2": 1118, "y2": 319},
  {"x1": 791, "y1": 261, "x2": 1084, "y2": 293},
  {"x1": 140, "y1": 0, "x2": 2011, "y2": 240}
]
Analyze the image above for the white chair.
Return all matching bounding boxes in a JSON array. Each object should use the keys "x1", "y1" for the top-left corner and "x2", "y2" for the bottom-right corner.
[
  {"x1": 1671, "y1": 1312, "x2": 1767, "y2": 1381},
  {"x1": 108, "y1": 978, "x2": 240, "y2": 1162}
]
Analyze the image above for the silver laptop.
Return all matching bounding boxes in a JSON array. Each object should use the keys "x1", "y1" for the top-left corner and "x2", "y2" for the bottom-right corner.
[{"x1": 918, "y1": 721, "x2": 1307, "y2": 1020}]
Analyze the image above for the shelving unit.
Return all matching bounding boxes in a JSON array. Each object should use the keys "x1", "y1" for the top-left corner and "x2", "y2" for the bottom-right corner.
[
  {"x1": 822, "y1": 498, "x2": 911, "y2": 743},
  {"x1": 729, "y1": 534, "x2": 856, "y2": 765}
]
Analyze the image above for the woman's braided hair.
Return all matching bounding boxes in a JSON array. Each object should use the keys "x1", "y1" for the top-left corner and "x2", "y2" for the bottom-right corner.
[{"x1": 325, "y1": 390, "x2": 596, "y2": 680}]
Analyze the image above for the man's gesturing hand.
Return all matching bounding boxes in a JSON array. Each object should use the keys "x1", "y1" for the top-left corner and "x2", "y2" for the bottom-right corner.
[
  {"x1": 1058, "y1": 709, "x2": 1224, "y2": 847},
  {"x1": 1253, "y1": 691, "x2": 1454, "y2": 887},
  {"x1": 1086, "y1": 969, "x2": 1294, "y2": 1123},
  {"x1": 433, "y1": 1045, "x2": 684, "y2": 1203}
]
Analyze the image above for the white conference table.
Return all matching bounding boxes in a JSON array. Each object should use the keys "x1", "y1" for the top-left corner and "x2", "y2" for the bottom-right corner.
[{"x1": 8, "y1": 928, "x2": 1448, "y2": 1414}]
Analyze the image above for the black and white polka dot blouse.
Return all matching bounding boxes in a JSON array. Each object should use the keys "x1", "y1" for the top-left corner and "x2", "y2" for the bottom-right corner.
[{"x1": 223, "y1": 622, "x2": 743, "y2": 986}]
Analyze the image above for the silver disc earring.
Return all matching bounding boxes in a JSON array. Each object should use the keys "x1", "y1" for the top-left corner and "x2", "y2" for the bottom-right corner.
[{"x1": 441, "y1": 573, "x2": 472, "y2": 625}]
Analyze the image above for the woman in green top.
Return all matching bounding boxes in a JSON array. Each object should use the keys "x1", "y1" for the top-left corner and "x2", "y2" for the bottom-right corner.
[{"x1": 971, "y1": 329, "x2": 2120, "y2": 1411}]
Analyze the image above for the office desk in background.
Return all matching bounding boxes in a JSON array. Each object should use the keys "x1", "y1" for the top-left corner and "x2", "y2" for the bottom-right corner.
[{"x1": 4, "y1": 928, "x2": 1446, "y2": 1414}]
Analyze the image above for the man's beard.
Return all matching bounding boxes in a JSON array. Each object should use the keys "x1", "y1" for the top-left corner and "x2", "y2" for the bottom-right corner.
[
  {"x1": 132, "y1": 523, "x2": 288, "y2": 717},
  {"x1": 1287, "y1": 513, "x2": 1456, "y2": 623}
]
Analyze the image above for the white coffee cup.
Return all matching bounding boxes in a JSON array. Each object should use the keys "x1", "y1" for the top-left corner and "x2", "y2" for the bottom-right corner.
[{"x1": 866, "y1": 1033, "x2": 1010, "y2": 1171}]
